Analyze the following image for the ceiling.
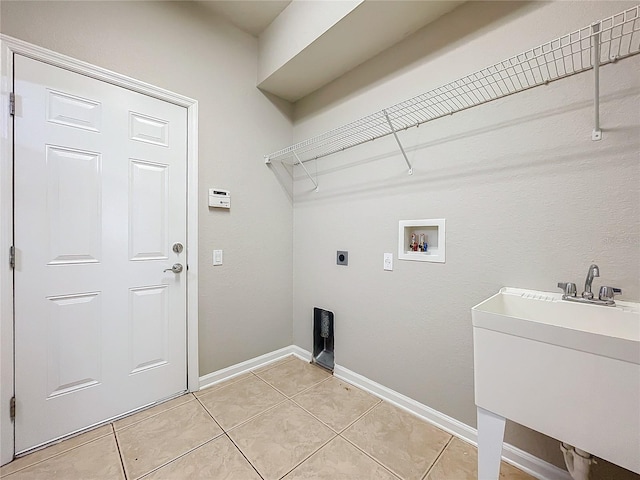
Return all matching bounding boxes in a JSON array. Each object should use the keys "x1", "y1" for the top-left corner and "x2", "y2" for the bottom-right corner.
[{"x1": 197, "y1": 0, "x2": 291, "y2": 37}]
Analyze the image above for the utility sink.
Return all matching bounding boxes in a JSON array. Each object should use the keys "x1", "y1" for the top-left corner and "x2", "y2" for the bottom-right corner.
[
  {"x1": 473, "y1": 287, "x2": 639, "y2": 364},
  {"x1": 472, "y1": 287, "x2": 640, "y2": 478}
]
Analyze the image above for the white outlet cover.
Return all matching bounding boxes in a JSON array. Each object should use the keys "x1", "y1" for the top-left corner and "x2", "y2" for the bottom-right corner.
[
  {"x1": 213, "y1": 249, "x2": 223, "y2": 266},
  {"x1": 384, "y1": 253, "x2": 393, "y2": 271}
]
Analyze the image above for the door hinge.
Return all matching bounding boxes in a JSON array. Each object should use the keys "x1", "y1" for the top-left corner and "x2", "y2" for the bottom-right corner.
[
  {"x1": 10, "y1": 396, "x2": 15, "y2": 421},
  {"x1": 9, "y1": 92, "x2": 15, "y2": 116},
  {"x1": 9, "y1": 246, "x2": 15, "y2": 269}
]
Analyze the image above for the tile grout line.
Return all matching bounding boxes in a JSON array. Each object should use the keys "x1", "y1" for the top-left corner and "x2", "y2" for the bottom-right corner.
[
  {"x1": 225, "y1": 432, "x2": 265, "y2": 480},
  {"x1": 276, "y1": 433, "x2": 339, "y2": 480},
  {"x1": 280, "y1": 379, "x2": 394, "y2": 476},
  {"x1": 5, "y1": 393, "x2": 196, "y2": 477},
  {"x1": 198, "y1": 361, "x2": 391, "y2": 479},
  {"x1": 251, "y1": 359, "x2": 332, "y2": 398},
  {"x1": 115, "y1": 394, "x2": 196, "y2": 433},
  {"x1": 249, "y1": 355, "x2": 296, "y2": 375},
  {"x1": 195, "y1": 372, "x2": 257, "y2": 400},
  {"x1": 199, "y1": 364, "x2": 332, "y2": 431},
  {"x1": 128, "y1": 399, "x2": 225, "y2": 479},
  {"x1": 198, "y1": 389, "x2": 291, "y2": 435},
  {"x1": 337, "y1": 398, "x2": 383, "y2": 434},
  {"x1": 196, "y1": 370, "x2": 286, "y2": 403},
  {"x1": 249, "y1": 368, "x2": 319, "y2": 400},
  {"x1": 231, "y1": 372, "x2": 337, "y2": 434},
  {"x1": 422, "y1": 434, "x2": 455, "y2": 480},
  {"x1": 205, "y1": 362, "x2": 335, "y2": 479},
  {"x1": 286, "y1": 374, "x2": 333, "y2": 398},
  {"x1": 225, "y1": 398, "x2": 289, "y2": 433},
  {"x1": 287, "y1": 396, "x2": 338, "y2": 433},
  {"x1": 197, "y1": 375, "x2": 317, "y2": 439},
  {"x1": 253, "y1": 372, "x2": 333, "y2": 400},
  {"x1": 288, "y1": 389, "x2": 381, "y2": 435},
  {"x1": 251, "y1": 372, "x2": 292, "y2": 398},
  {"x1": 338, "y1": 433, "x2": 403, "y2": 479},
  {"x1": 136, "y1": 437, "x2": 221, "y2": 480},
  {"x1": 112, "y1": 423, "x2": 129, "y2": 480},
  {"x1": 337, "y1": 403, "x2": 454, "y2": 480},
  {"x1": 0, "y1": 427, "x2": 114, "y2": 478},
  {"x1": 193, "y1": 394, "x2": 225, "y2": 431}
]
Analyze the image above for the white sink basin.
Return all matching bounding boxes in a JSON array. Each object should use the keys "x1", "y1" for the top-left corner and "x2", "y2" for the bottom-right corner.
[
  {"x1": 472, "y1": 287, "x2": 640, "y2": 364},
  {"x1": 472, "y1": 287, "x2": 640, "y2": 476}
]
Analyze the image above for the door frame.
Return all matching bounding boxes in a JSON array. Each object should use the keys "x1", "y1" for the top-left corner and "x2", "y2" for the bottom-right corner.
[{"x1": 0, "y1": 35, "x2": 199, "y2": 465}]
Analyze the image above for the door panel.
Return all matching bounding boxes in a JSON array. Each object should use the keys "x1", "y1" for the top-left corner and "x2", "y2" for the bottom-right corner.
[
  {"x1": 129, "y1": 159, "x2": 169, "y2": 261},
  {"x1": 46, "y1": 89, "x2": 102, "y2": 132},
  {"x1": 129, "y1": 111, "x2": 169, "y2": 146},
  {"x1": 47, "y1": 292, "x2": 102, "y2": 398},
  {"x1": 14, "y1": 54, "x2": 188, "y2": 453},
  {"x1": 129, "y1": 285, "x2": 169, "y2": 374},
  {"x1": 46, "y1": 146, "x2": 102, "y2": 265}
]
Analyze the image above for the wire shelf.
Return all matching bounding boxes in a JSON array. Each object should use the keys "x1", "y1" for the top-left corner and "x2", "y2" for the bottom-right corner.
[{"x1": 265, "y1": 6, "x2": 640, "y2": 165}]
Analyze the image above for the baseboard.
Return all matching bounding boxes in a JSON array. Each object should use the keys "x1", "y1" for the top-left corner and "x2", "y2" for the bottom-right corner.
[
  {"x1": 199, "y1": 345, "x2": 296, "y2": 390},
  {"x1": 198, "y1": 346, "x2": 570, "y2": 480},
  {"x1": 333, "y1": 363, "x2": 571, "y2": 480},
  {"x1": 333, "y1": 364, "x2": 478, "y2": 443},
  {"x1": 501, "y1": 443, "x2": 572, "y2": 480},
  {"x1": 289, "y1": 345, "x2": 312, "y2": 362}
]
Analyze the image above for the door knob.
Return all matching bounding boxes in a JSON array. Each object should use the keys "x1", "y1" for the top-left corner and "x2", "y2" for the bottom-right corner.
[{"x1": 164, "y1": 263, "x2": 183, "y2": 274}]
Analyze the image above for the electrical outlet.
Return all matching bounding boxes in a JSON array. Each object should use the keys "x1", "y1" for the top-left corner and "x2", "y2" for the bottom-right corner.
[
  {"x1": 213, "y1": 249, "x2": 223, "y2": 266},
  {"x1": 384, "y1": 253, "x2": 393, "y2": 271}
]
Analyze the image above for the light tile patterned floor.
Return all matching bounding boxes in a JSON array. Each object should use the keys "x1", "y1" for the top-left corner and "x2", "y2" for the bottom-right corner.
[{"x1": 0, "y1": 356, "x2": 534, "y2": 480}]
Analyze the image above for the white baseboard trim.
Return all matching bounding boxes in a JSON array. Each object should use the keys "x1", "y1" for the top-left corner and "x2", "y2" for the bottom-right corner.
[
  {"x1": 333, "y1": 363, "x2": 571, "y2": 480},
  {"x1": 333, "y1": 364, "x2": 477, "y2": 443},
  {"x1": 199, "y1": 346, "x2": 294, "y2": 390},
  {"x1": 198, "y1": 346, "x2": 570, "y2": 480},
  {"x1": 290, "y1": 345, "x2": 312, "y2": 362},
  {"x1": 198, "y1": 345, "x2": 313, "y2": 391},
  {"x1": 501, "y1": 444, "x2": 572, "y2": 480}
]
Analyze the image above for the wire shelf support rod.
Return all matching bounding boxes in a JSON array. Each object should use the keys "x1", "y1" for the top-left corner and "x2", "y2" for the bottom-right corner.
[{"x1": 383, "y1": 109, "x2": 413, "y2": 175}]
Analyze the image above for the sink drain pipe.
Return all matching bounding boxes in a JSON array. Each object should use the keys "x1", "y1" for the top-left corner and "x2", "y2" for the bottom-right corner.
[{"x1": 561, "y1": 443, "x2": 594, "y2": 480}]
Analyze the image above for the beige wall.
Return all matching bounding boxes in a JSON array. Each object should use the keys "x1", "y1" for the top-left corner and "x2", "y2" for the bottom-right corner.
[
  {"x1": 0, "y1": 1, "x2": 294, "y2": 375},
  {"x1": 292, "y1": 1, "x2": 639, "y2": 476}
]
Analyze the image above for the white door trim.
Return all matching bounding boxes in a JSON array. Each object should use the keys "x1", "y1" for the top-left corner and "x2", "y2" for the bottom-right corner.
[{"x1": 0, "y1": 34, "x2": 199, "y2": 465}]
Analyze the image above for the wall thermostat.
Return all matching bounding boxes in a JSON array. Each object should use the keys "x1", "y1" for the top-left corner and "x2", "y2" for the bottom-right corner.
[{"x1": 209, "y1": 189, "x2": 230, "y2": 208}]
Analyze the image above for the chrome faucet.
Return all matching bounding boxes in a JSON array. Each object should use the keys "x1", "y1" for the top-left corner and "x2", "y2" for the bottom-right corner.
[
  {"x1": 557, "y1": 264, "x2": 622, "y2": 306},
  {"x1": 582, "y1": 263, "x2": 599, "y2": 299}
]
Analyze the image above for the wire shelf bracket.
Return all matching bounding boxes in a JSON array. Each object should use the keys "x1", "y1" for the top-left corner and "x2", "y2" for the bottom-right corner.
[
  {"x1": 592, "y1": 22, "x2": 603, "y2": 141},
  {"x1": 383, "y1": 109, "x2": 413, "y2": 175},
  {"x1": 293, "y1": 150, "x2": 319, "y2": 192},
  {"x1": 264, "y1": 6, "x2": 640, "y2": 188}
]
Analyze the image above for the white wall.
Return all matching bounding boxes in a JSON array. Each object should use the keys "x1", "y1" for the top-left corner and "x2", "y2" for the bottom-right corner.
[
  {"x1": 0, "y1": 1, "x2": 294, "y2": 376},
  {"x1": 292, "y1": 1, "x2": 639, "y2": 475}
]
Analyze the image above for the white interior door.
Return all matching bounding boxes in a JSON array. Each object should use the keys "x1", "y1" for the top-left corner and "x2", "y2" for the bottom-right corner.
[{"x1": 13, "y1": 54, "x2": 188, "y2": 453}]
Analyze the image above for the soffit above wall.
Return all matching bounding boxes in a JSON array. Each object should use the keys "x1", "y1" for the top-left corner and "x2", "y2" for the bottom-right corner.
[
  {"x1": 196, "y1": 1, "x2": 465, "y2": 103},
  {"x1": 257, "y1": 0, "x2": 465, "y2": 102}
]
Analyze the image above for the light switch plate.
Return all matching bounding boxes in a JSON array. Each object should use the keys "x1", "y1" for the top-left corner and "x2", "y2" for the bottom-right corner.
[
  {"x1": 213, "y1": 249, "x2": 223, "y2": 266},
  {"x1": 384, "y1": 253, "x2": 393, "y2": 271}
]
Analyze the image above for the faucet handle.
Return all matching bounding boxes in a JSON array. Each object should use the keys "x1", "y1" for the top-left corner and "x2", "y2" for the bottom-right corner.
[
  {"x1": 599, "y1": 286, "x2": 622, "y2": 302},
  {"x1": 558, "y1": 282, "x2": 577, "y2": 297}
]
